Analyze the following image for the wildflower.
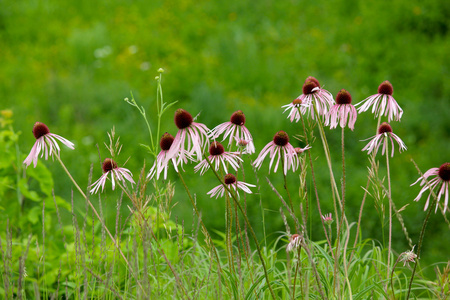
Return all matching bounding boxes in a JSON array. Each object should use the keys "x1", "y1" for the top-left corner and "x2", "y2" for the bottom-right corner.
[
  {"x1": 195, "y1": 141, "x2": 243, "y2": 175},
  {"x1": 294, "y1": 145, "x2": 312, "y2": 155},
  {"x1": 281, "y1": 98, "x2": 308, "y2": 123},
  {"x1": 325, "y1": 89, "x2": 357, "y2": 130},
  {"x1": 253, "y1": 131, "x2": 299, "y2": 175},
  {"x1": 147, "y1": 133, "x2": 189, "y2": 180},
  {"x1": 207, "y1": 173, "x2": 255, "y2": 199},
  {"x1": 411, "y1": 162, "x2": 450, "y2": 212},
  {"x1": 23, "y1": 122, "x2": 75, "y2": 168},
  {"x1": 166, "y1": 109, "x2": 209, "y2": 163},
  {"x1": 286, "y1": 234, "x2": 303, "y2": 252},
  {"x1": 90, "y1": 158, "x2": 135, "y2": 194},
  {"x1": 399, "y1": 246, "x2": 417, "y2": 267},
  {"x1": 209, "y1": 110, "x2": 255, "y2": 154},
  {"x1": 234, "y1": 137, "x2": 255, "y2": 154},
  {"x1": 362, "y1": 122, "x2": 407, "y2": 157},
  {"x1": 322, "y1": 213, "x2": 334, "y2": 226},
  {"x1": 290, "y1": 76, "x2": 334, "y2": 121},
  {"x1": 355, "y1": 80, "x2": 403, "y2": 122}
]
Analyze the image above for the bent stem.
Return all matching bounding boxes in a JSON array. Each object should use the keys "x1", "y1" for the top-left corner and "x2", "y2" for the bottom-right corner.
[{"x1": 54, "y1": 154, "x2": 146, "y2": 296}]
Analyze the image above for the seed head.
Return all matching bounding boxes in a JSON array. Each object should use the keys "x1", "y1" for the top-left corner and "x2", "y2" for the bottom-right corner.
[
  {"x1": 273, "y1": 131, "x2": 289, "y2": 146},
  {"x1": 438, "y1": 163, "x2": 450, "y2": 181},
  {"x1": 230, "y1": 110, "x2": 246, "y2": 126},
  {"x1": 209, "y1": 141, "x2": 225, "y2": 156},
  {"x1": 224, "y1": 173, "x2": 236, "y2": 185},
  {"x1": 378, "y1": 122, "x2": 393, "y2": 135},
  {"x1": 336, "y1": 89, "x2": 352, "y2": 104},
  {"x1": 302, "y1": 80, "x2": 319, "y2": 95},
  {"x1": 159, "y1": 132, "x2": 174, "y2": 151},
  {"x1": 377, "y1": 80, "x2": 394, "y2": 95},
  {"x1": 292, "y1": 98, "x2": 302, "y2": 105},
  {"x1": 174, "y1": 109, "x2": 193, "y2": 129},
  {"x1": 102, "y1": 158, "x2": 118, "y2": 173},
  {"x1": 304, "y1": 76, "x2": 321, "y2": 88},
  {"x1": 32, "y1": 122, "x2": 50, "y2": 139}
]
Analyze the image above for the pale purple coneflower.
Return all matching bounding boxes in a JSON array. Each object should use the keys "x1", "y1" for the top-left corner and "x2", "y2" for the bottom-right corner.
[
  {"x1": 286, "y1": 233, "x2": 303, "y2": 252},
  {"x1": 292, "y1": 76, "x2": 335, "y2": 121},
  {"x1": 294, "y1": 145, "x2": 312, "y2": 155},
  {"x1": 234, "y1": 137, "x2": 255, "y2": 155},
  {"x1": 253, "y1": 131, "x2": 299, "y2": 175},
  {"x1": 90, "y1": 158, "x2": 135, "y2": 194},
  {"x1": 166, "y1": 109, "x2": 209, "y2": 163},
  {"x1": 147, "y1": 132, "x2": 189, "y2": 180},
  {"x1": 209, "y1": 110, "x2": 255, "y2": 154},
  {"x1": 399, "y1": 246, "x2": 417, "y2": 267},
  {"x1": 23, "y1": 122, "x2": 75, "y2": 168},
  {"x1": 325, "y1": 89, "x2": 357, "y2": 130},
  {"x1": 355, "y1": 80, "x2": 403, "y2": 122},
  {"x1": 281, "y1": 98, "x2": 308, "y2": 123},
  {"x1": 362, "y1": 122, "x2": 407, "y2": 157},
  {"x1": 194, "y1": 141, "x2": 243, "y2": 175},
  {"x1": 322, "y1": 213, "x2": 334, "y2": 226},
  {"x1": 207, "y1": 173, "x2": 255, "y2": 199},
  {"x1": 411, "y1": 162, "x2": 450, "y2": 213}
]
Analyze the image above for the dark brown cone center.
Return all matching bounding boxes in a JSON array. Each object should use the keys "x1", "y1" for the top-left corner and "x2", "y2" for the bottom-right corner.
[
  {"x1": 378, "y1": 122, "x2": 393, "y2": 134},
  {"x1": 336, "y1": 89, "x2": 352, "y2": 104},
  {"x1": 102, "y1": 158, "x2": 118, "y2": 173},
  {"x1": 174, "y1": 109, "x2": 193, "y2": 129},
  {"x1": 378, "y1": 81, "x2": 394, "y2": 95},
  {"x1": 209, "y1": 141, "x2": 225, "y2": 156},
  {"x1": 224, "y1": 173, "x2": 236, "y2": 185},
  {"x1": 302, "y1": 81, "x2": 318, "y2": 95},
  {"x1": 230, "y1": 110, "x2": 246, "y2": 126},
  {"x1": 273, "y1": 131, "x2": 289, "y2": 146},
  {"x1": 32, "y1": 122, "x2": 50, "y2": 139},
  {"x1": 160, "y1": 132, "x2": 174, "y2": 151},
  {"x1": 305, "y1": 76, "x2": 321, "y2": 88},
  {"x1": 438, "y1": 163, "x2": 450, "y2": 181},
  {"x1": 292, "y1": 98, "x2": 302, "y2": 105}
]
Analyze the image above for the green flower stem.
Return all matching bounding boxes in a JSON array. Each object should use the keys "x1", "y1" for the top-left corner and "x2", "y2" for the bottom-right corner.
[
  {"x1": 54, "y1": 154, "x2": 146, "y2": 297},
  {"x1": 385, "y1": 136, "x2": 392, "y2": 290},
  {"x1": 204, "y1": 157, "x2": 277, "y2": 300}
]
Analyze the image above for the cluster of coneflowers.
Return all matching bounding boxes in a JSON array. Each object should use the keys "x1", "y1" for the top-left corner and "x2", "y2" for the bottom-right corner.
[{"x1": 23, "y1": 77, "x2": 449, "y2": 253}]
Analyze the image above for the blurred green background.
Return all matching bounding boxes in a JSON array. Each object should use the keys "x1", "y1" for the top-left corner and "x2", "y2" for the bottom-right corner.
[{"x1": 1, "y1": 0, "x2": 449, "y2": 266}]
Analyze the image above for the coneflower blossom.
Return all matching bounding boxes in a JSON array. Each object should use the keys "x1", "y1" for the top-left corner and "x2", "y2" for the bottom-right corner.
[
  {"x1": 253, "y1": 131, "x2": 299, "y2": 175},
  {"x1": 147, "y1": 133, "x2": 189, "y2": 180},
  {"x1": 23, "y1": 122, "x2": 75, "y2": 168},
  {"x1": 325, "y1": 89, "x2": 357, "y2": 130},
  {"x1": 286, "y1": 234, "x2": 303, "y2": 252},
  {"x1": 207, "y1": 173, "x2": 255, "y2": 199},
  {"x1": 90, "y1": 158, "x2": 135, "y2": 194},
  {"x1": 209, "y1": 110, "x2": 255, "y2": 154},
  {"x1": 411, "y1": 162, "x2": 449, "y2": 212},
  {"x1": 399, "y1": 246, "x2": 417, "y2": 267},
  {"x1": 322, "y1": 213, "x2": 334, "y2": 226},
  {"x1": 294, "y1": 146, "x2": 312, "y2": 155},
  {"x1": 290, "y1": 76, "x2": 334, "y2": 121},
  {"x1": 166, "y1": 109, "x2": 209, "y2": 163},
  {"x1": 281, "y1": 98, "x2": 308, "y2": 123},
  {"x1": 234, "y1": 137, "x2": 255, "y2": 154},
  {"x1": 194, "y1": 141, "x2": 243, "y2": 175},
  {"x1": 362, "y1": 122, "x2": 407, "y2": 157},
  {"x1": 355, "y1": 80, "x2": 403, "y2": 122}
]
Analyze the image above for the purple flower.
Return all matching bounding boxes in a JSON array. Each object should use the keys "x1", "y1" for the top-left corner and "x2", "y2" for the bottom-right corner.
[
  {"x1": 195, "y1": 141, "x2": 243, "y2": 175},
  {"x1": 209, "y1": 110, "x2": 255, "y2": 154},
  {"x1": 207, "y1": 173, "x2": 255, "y2": 199},
  {"x1": 362, "y1": 122, "x2": 407, "y2": 157},
  {"x1": 355, "y1": 80, "x2": 403, "y2": 122},
  {"x1": 411, "y1": 162, "x2": 449, "y2": 212},
  {"x1": 399, "y1": 246, "x2": 417, "y2": 267},
  {"x1": 281, "y1": 98, "x2": 308, "y2": 123},
  {"x1": 286, "y1": 234, "x2": 303, "y2": 252},
  {"x1": 23, "y1": 122, "x2": 75, "y2": 168},
  {"x1": 253, "y1": 131, "x2": 299, "y2": 175},
  {"x1": 90, "y1": 158, "x2": 135, "y2": 194},
  {"x1": 325, "y1": 89, "x2": 357, "y2": 130},
  {"x1": 321, "y1": 213, "x2": 334, "y2": 226},
  {"x1": 165, "y1": 109, "x2": 209, "y2": 164}
]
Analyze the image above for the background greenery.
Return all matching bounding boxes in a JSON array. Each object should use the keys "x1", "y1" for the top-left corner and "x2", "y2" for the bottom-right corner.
[{"x1": 1, "y1": 0, "x2": 449, "y2": 269}]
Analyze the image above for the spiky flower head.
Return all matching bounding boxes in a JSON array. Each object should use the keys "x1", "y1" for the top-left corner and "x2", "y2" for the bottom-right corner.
[
  {"x1": 207, "y1": 173, "x2": 255, "y2": 199},
  {"x1": 362, "y1": 122, "x2": 407, "y2": 157},
  {"x1": 325, "y1": 89, "x2": 357, "y2": 130},
  {"x1": 286, "y1": 233, "x2": 303, "y2": 252},
  {"x1": 90, "y1": 158, "x2": 135, "y2": 194}
]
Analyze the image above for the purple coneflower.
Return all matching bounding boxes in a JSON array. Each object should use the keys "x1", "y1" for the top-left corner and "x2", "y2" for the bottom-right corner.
[
  {"x1": 362, "y1": 122, "x2": 407, "y2": 157},
  {"x1": 234, "y1": 137, "x2": 255, "y2": 154},
  {"x1": 291, "y1": 76, "x2": 334, "y2": 121},
  {"x1": 355, "y1": 80, "x2": 403, "y2": 122},
  {"x1": 281, "y1": 98, "x2": 308, "y2": 123},
  {"x1": 207, "y1": 173, "x2": 255, "y2": 199},
  {"x1": 166, "y1": 109, "x2": 209, "y2": 163},
  {"x1": 286, "y1": 234, "x2": 303, "y2": 252},
  {"x1": 209, "y1": 110, "x2": 255, "y2": 154},
  {"x1": 195, "y1": 141, "x2": 243, "y2": 175},
  {"x1": 148, "y1": 132, "x2": 189, "y2": 180},
  {"x1": 23, "y1": 122, "x2": 75, "y2": 168},
  {"x1": 294, "y1": 146, "x2": 312, "y2": 155},
  {"x1": 411, "y1": 162, "x2": 449, "y2": 212},
  {"x1": 90, "y1": 158, "x2": 135, "y2": 194},
  {"x1": 253, "y1": 131, "x2": 299, "y2": 175},
  {"x1": 399, "y1": 246, "x2": 417, "y2": 267},
  {"x1": 322, "y1": 213, "x2": 334, "y2": 226},
  {"x1": 325, "y1": 89, "x2": 357, "y2": 130}
]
